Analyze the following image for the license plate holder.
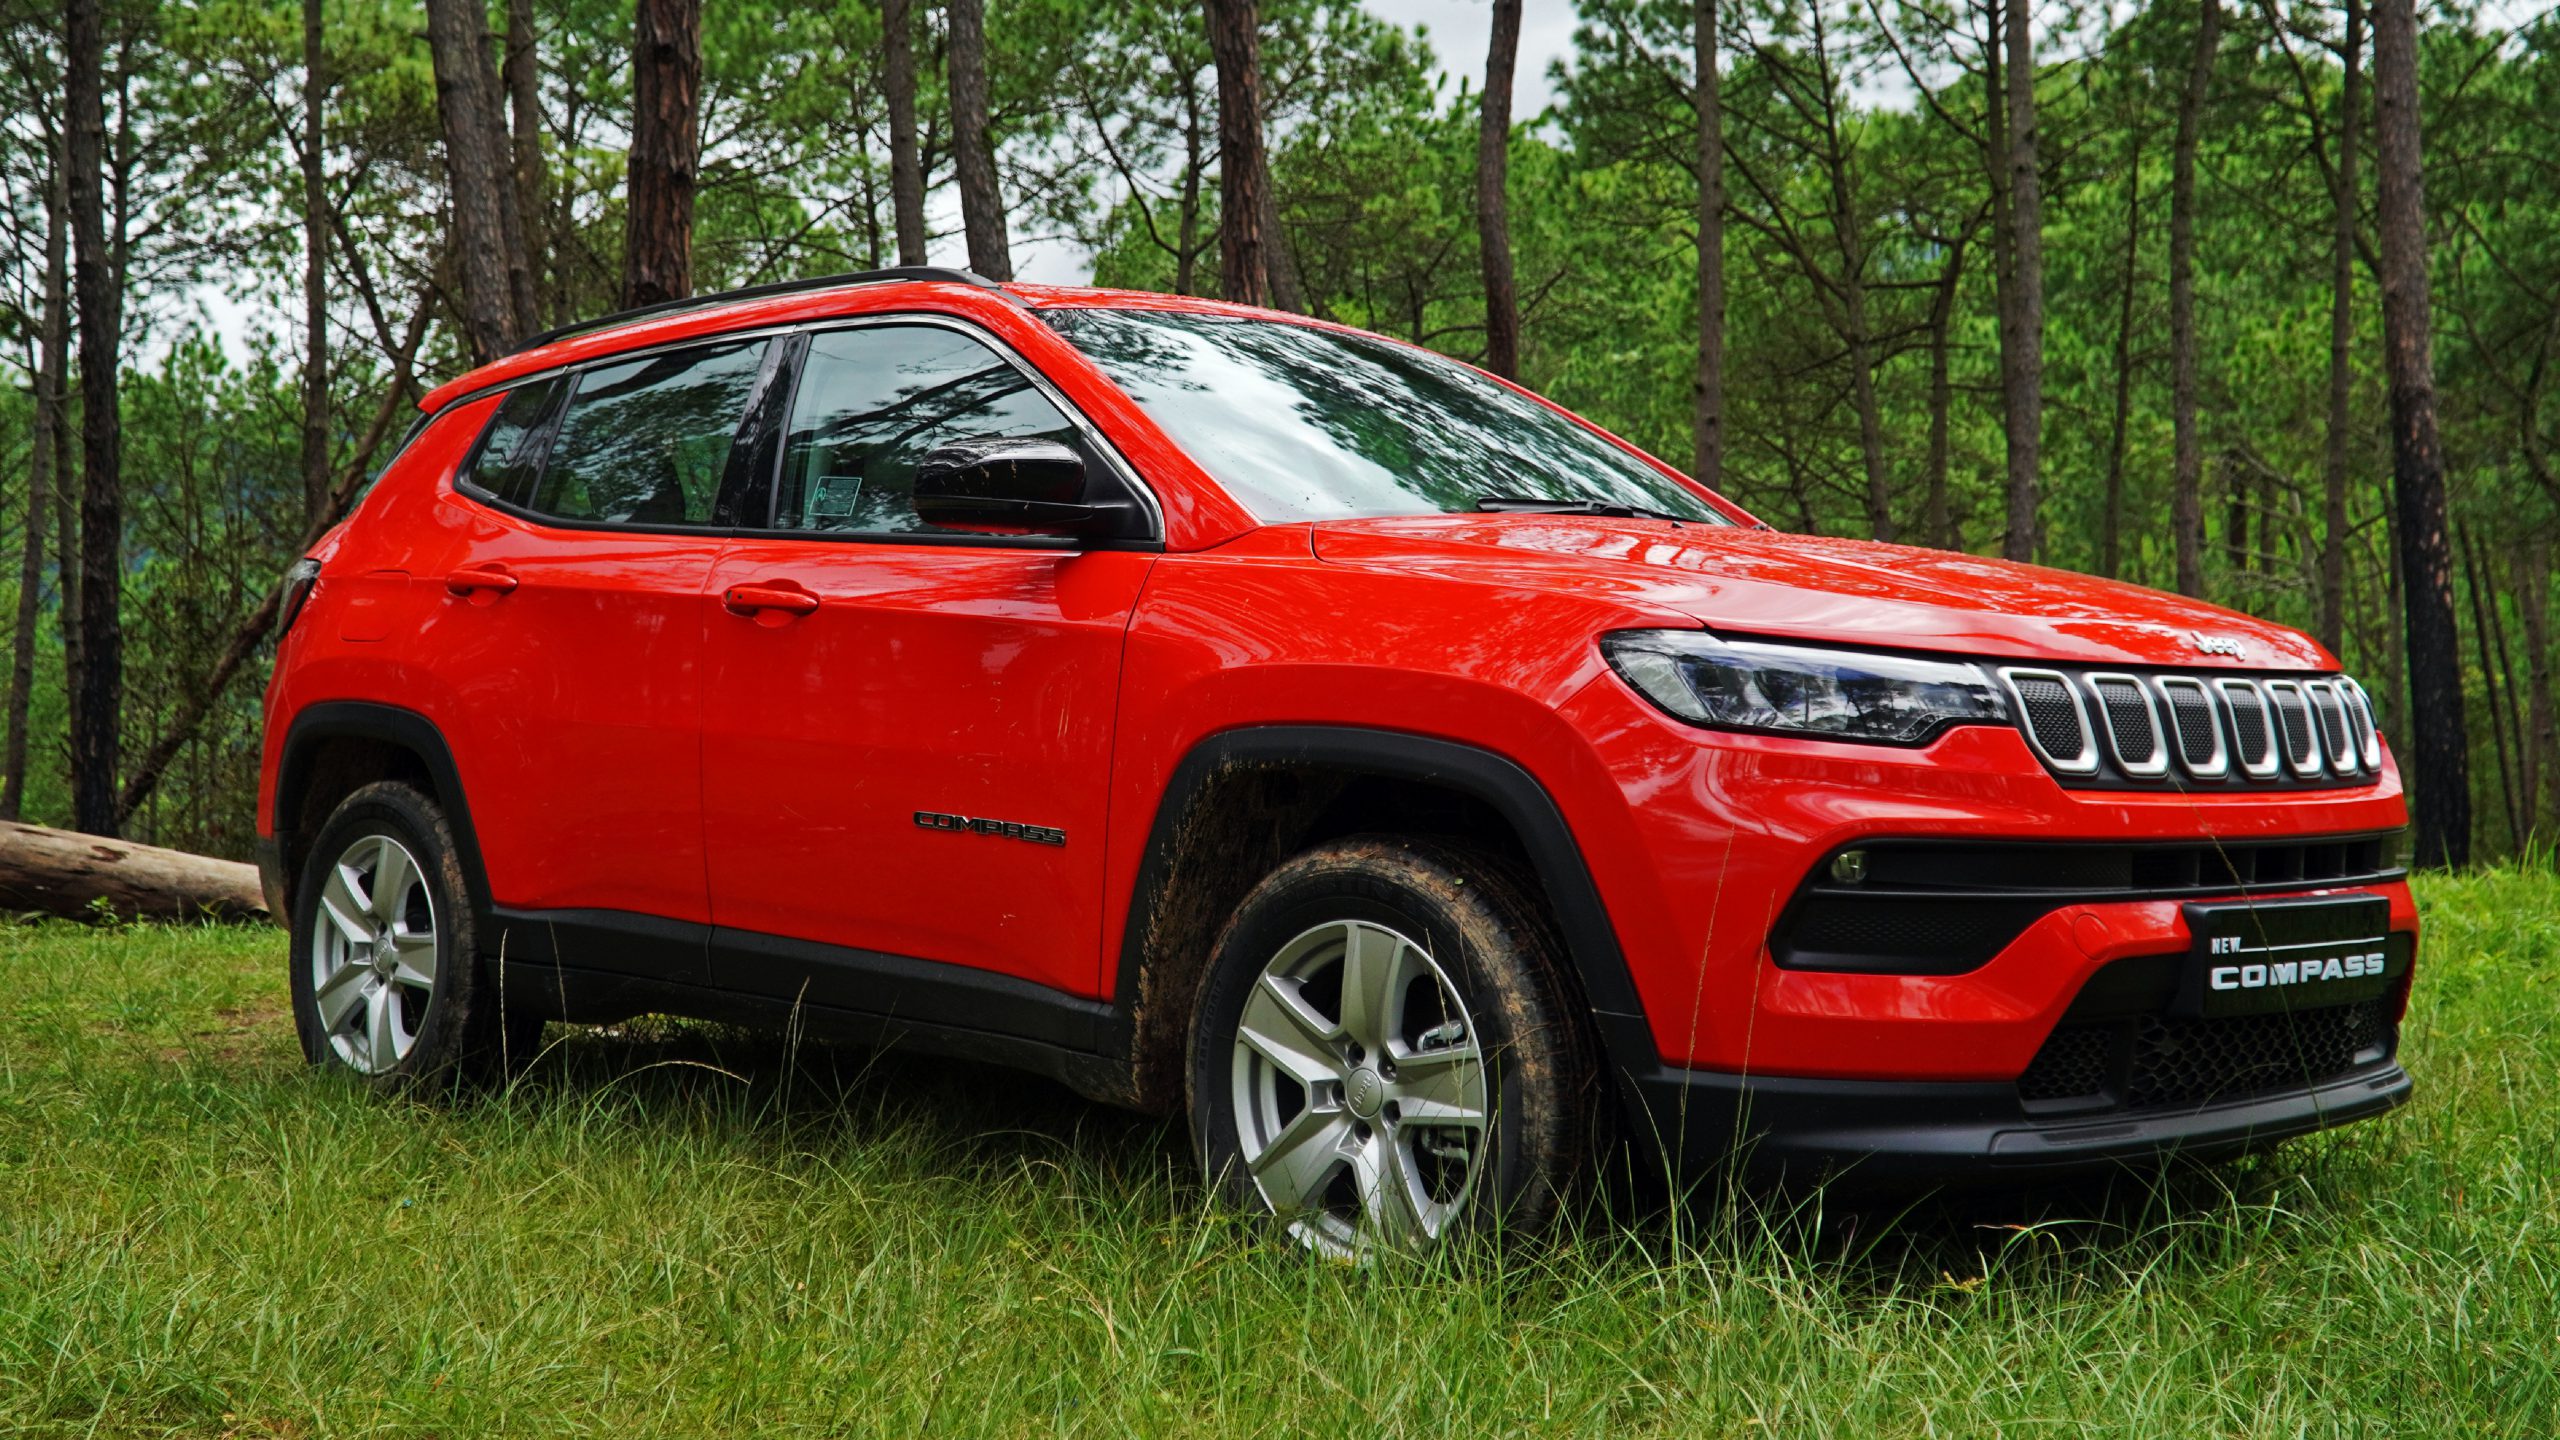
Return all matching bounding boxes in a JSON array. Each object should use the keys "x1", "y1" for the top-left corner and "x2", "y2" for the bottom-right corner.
[{"x1": 2178, "y1": 894, "x2": 2396, "y2": 1019}]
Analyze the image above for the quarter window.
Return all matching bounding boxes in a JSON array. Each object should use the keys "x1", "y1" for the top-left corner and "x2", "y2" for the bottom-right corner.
[
  {"x1": 774, "y1": 325, "x2": 1085, "y2": 534},
  {"x1": 526, "y1": 340, "x2": 768, "y2": 525},
  {"x1": 463, "y1": 377, "x2": 567, "y2": 507}
]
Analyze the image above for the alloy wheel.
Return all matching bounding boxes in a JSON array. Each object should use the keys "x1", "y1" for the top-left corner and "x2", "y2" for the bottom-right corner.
[
  {"x1": 1229, "y1": 917, "x2": 1489, "y2": 1256},
  {"x1": 309, "y1": 833, "x2": 438, "y2": 1074}
]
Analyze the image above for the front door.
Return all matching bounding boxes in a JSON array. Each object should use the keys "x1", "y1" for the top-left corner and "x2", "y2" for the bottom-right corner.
[{"x1": 700, "y1": 320, "x2": 1152, "y2": 1003}]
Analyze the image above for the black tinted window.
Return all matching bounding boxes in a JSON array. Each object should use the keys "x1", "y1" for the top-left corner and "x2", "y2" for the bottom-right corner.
[
  {"x1": 775, "y1": 325, "x2": 1083, "y2": 534},
  {"x1": 1045, "y1": 309, "x2": 1723, "y2": 524},
  {"x1": 464, "y1": 378, "x2": 566, "y2": 506},
  {"x1": 529, "y1": 340, "x2": 767, "y2": 525}
]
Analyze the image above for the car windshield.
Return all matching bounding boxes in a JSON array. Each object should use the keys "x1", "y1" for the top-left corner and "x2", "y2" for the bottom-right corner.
[{"x1": 1043, "y1": 307, "x2": 1728, "y2": 525}]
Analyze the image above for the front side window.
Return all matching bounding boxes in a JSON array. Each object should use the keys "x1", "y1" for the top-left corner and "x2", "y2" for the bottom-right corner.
[
  {"x1": 774, "y1": 324, "x2": 1086, "y2": 534},
  {"x1": 1043, "y1": 308, "x2": 1727, "y2": 525},
  {"x1": 526, "y1": 340, "x2": 768, "y2": 525}
]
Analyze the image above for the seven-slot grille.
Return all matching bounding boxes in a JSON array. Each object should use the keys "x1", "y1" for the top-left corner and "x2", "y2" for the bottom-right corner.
[{"x1": 1998, "y1": 667, "x2": 2385, "y2": 789}]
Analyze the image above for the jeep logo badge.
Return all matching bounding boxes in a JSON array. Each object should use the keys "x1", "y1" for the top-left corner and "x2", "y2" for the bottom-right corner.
[{"x1": 2191, "y1": 632, "x2": 2246, "y2": 658}]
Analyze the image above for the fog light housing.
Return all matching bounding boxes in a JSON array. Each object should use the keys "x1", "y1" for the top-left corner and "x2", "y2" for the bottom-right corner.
[{"x1": 1829, "y1": 850, "x2": 1869, "y2": 885}]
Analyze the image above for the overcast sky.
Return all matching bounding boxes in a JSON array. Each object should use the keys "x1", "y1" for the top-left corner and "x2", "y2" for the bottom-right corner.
[{"x1": 1366, "y1": 0, "x2": 1580, "y2": 118}]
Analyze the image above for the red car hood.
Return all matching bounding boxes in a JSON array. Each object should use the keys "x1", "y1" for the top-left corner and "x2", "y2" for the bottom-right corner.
[{"x1": 1309, "y1": 516, "x2": 2334, "y2": 671}]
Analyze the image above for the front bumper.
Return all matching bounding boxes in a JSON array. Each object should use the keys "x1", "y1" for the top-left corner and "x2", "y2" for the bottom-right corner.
[{"x1": 1624, "y1": 1058, "x2": 2411, "y2": 1189}]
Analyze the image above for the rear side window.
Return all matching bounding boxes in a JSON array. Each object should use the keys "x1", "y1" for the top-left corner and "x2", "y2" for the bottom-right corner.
[
  {"x1": 525, "y1": 340, "x2": 768, "y2": 525},
  {"x1": 774, "y1": 325, "x2": 1084, "y2": 534},
  {"x1": 463, "y1": 378, "x2": 568, "y2": 507}
]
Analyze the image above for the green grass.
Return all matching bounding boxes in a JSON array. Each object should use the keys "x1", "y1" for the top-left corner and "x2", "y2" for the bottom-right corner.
[{"x1": 1, "y1": 873, "x2": 2554, "y2": 1438}]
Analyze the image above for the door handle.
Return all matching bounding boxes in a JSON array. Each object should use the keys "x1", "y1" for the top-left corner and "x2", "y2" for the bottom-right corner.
[
  {"x1": 723, "y1": 582, "x2": 820, "y2": 618},
  {"x1": 445, "y1": 564, "x2": 518, "y2": 597}
]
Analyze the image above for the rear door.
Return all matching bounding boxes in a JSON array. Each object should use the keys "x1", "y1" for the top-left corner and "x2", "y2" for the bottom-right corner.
[
  {"x1": 426, "y1": 338, "x2": 778, "y2": 972},
  {"x1": 699, "y1": 318, "x2": 1154, "y2": 1003}
]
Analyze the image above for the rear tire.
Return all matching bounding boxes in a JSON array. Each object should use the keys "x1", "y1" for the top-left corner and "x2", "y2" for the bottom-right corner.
[
  {"x1": 1187, "y1": 835, "x2": 1595, "y2": 1257},
  {"x1": 288, "y1": 781, "x2": 538, "y2": 1089}
]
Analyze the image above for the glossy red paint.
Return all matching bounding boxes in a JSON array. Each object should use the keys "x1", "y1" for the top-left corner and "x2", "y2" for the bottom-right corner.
[
  {"x1": 698, "y1": 538, "x2": 1152, "y2": 996},
  {"x1": 1307, "y1": 516, "x2": 2335, "y2": 670},
  {"x1": 263, "y1": 275, "x2": 2416, "y2": 1101}
]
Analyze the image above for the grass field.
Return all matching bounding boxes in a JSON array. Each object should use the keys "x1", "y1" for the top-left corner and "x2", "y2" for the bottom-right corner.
[{"x1": 1, "y1": 872, "x2": 2554, "y2": 1437}]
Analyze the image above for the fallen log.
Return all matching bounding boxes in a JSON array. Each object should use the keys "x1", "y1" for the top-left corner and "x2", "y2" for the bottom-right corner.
[{"x1": 0, "y1": 821, "x2": 271, "y2": 923}]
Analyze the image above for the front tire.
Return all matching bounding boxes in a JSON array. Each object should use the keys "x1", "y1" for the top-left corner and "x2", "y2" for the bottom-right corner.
[
  {"x1": 289, "y1": 781, "x2": 534, "y2": 1088},
  {"x1": 1188, "y1": 836, "x2": 1595, "y2": 1257}
]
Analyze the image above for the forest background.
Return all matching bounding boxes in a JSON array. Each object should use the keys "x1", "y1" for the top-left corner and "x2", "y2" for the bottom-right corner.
[{"x1": 1, "y1": 0, "x2": 2548, "y2": 873}]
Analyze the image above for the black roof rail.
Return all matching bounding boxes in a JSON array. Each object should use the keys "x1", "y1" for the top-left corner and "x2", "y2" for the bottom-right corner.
[{"x1": 508, "y1": 266, "x2": 1001, "y2": 355}]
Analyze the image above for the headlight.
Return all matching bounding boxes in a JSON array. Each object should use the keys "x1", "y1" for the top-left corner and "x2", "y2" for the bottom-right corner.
[{"x1": 1601, "y1": 630, "x2": 2009, "y2": 745}]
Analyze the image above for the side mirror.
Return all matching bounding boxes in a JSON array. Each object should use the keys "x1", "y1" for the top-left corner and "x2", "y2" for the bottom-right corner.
[{"x1": 913, "y1": 437, "x2": 1130, "y2": 539}]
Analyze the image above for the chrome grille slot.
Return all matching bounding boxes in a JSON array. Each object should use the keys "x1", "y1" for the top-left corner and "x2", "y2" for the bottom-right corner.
[
  {"x1": 2001, "y1": 670, "x2": 2097, "y2": 775},
  {"x1": 2089, "y1": 674, "x2": 2169, "y2": 777},
  {"x1": 2156, "y1": 677, "x2": 2227, "y2": 777},
  {"x1": 2263, "y1": 680, "x2": 2324, "y2": 776},
  {"x1": 2343, "y1": 678, "x2": 2384, "y2": 770},
  {"x1": 2216, "y1": 679, "x2": 2280, "y2": 778},
  {"x1": 2305, "y1": 680, "x2": 2357, "y2": 776}
]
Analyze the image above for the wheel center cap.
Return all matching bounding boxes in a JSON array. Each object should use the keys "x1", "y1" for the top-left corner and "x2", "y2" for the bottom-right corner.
[
  {"x1": 1345, "y1": 1067, "x2": 1384, "y2": 1120},
  {"x1": 372, "y1": 935, "x2": 396, "y2": 972}
]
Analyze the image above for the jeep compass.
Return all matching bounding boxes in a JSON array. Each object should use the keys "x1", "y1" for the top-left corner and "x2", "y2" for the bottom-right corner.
[{"x1": 260, "y1": 267, "x2": 2417, "y2": 1257}]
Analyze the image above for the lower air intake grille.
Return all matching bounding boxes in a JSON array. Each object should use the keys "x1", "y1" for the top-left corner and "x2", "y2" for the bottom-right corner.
[
  {"x1": 2017, "y1": 1026, "x2": 2114, "y2": 1102},
  {"x1": 2018, "y1": 994, "x2": 2397, "y2": 1110}
]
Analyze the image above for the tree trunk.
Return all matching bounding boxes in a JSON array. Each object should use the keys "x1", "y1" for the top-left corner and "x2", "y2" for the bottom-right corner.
[
  {"x1": 301, "y1": 0, "x2": 330, "y2": 533},
  {"x1": 1998, "y1": 0, "x2": 2044, "y2": 562},
  {"x1": 2513, "y1": 540, "x2": 2555, "y2": 838},
  {"x1": 2370, "y1": 0, "x2": 2469, "y2": 867},
  {"x1": 2320, "y1": 0, "x2": 2363, "y2": 654},
  {"x1": 66, "y1": 0, "x2": 122, "y2": 839},
  {"x1": 2101, "y1": 133, "x2": 2140, "y2": 579},
  {"x1": 3, "y1": 137, "x2": 67, "y2": 821},
  {"x1": 2460, "y1": 528, "x2": 2519, "y2": 851},
  {"x1": 1175, "y1": 81, "x2": 1204, "y2": 295},
  {"x1": 54, "y1": 242, "x2": 80, "y2": 794},
  {"x1": 2481, "y1": 536, "x2": 2528, "y2": 846},
  {"x1": 2169, "y1": 0, "x2": 2217, "y2": 597},
  {"x1": 0, "y1": 821, "x2": 267, "y2": 923},
  {"x1": 1693, "y1": 0, "x2": 1725, "y2": 487},
  {"x1": 424, "y1": 0, "x2": 525, "y2": 360},
  {"x1": 2225, "y1": 457, "x2": 2247, "y2": 575},
  {"x1": 882, "y1": 0, "x2": 927, "y2": 266},
  {"x1": 1925, "y1": 238, "x2": 1964, "y2": 550},
  {"x1": 506, "y1": 0, "x2": 547, "y2": 326},
  {"x1": 622, "y1": 0, "x2": 701, "y2": 308},
  {"x1": 947, "y1": 0, "x2": 1013, "y2": 280},
  {"x1": 1205, "y1": 0, "x2": 1273, "y2": 307},
  {"x1": 1256, "y1": 180, "x2": 1304, "y2": 313},
  {"x1": 1821, "y1": 130, "x2": 1889, "y2": 540},
  {"x1": 1477, "y1": 0, "x2": 1522, "y2": 378}
]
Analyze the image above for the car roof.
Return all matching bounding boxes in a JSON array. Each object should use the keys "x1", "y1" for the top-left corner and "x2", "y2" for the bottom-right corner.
[{"x1": 414, "y1": 270, "x2": 1291, "y2": 415}]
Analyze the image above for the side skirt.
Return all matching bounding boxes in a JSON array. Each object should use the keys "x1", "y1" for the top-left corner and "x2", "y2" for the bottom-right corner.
[{"x1": 486, "y1": 907, "x2": 1129, "y2": 1103}]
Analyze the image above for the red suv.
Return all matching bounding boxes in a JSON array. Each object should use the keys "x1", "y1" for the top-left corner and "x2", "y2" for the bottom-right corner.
[{"x1": 260, "y1": 268, "x2": 2417, "y2": 1255}]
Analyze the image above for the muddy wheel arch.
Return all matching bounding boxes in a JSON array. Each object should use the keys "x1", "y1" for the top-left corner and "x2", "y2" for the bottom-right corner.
[{"x1": 1098, "y1": 726, "x2": 1657, "y2": 1113}]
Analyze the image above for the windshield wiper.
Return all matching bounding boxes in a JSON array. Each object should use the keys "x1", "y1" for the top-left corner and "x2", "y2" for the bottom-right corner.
[{"x1": 1475, "y1": 494, "x2": 1691, "y2": 525}]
